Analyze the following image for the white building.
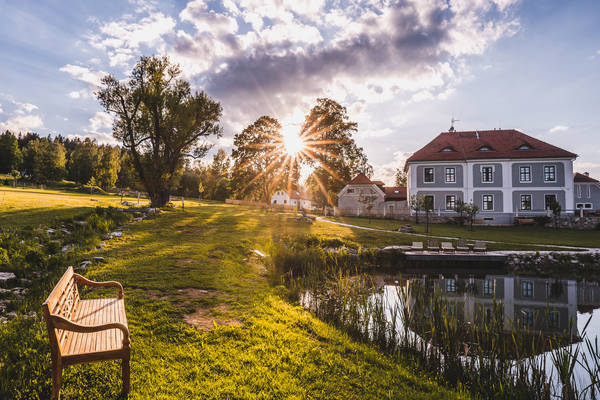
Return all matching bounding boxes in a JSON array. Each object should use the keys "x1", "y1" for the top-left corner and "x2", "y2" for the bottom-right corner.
[
  {"x1": 271, "y1": 190, "x2": 312, "y2": 210},
  {"x1": 405, "y1": 129, "x2": 578, "y2": 225},
  {"x1": 336, "y1": 173, "x2": 408, "y2": 218}
]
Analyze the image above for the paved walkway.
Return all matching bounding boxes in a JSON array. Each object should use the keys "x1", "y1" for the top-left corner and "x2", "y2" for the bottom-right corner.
[{"x1": 316, "y1": 217, "x2": 600, "y2": 255}]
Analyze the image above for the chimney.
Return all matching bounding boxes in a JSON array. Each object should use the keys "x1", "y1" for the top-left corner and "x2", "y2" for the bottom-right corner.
[{"x1": 584, "y1": 172, "x2": 590, "y2": 177}]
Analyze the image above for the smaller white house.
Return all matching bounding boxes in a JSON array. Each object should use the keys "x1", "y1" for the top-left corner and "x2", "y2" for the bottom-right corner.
[{"x1": 271, "y1": 190, "x2": 312, "y2": 210}]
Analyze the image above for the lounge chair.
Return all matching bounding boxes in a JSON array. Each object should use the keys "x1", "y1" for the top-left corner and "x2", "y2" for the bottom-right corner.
[
  {"x1": 456, "y1": 238, "x2": 470, "y2": 252},
  {"x1": 411, "y1": 242, "x2": 424, "y2": 251},
  {"x1": 427, "y1": 239, "x2": 440, "y2": 252},
  {"x1": 441, "y1": 242, "x2": 455, "y2": 253},
  {"x1": 473, "y1": 240, "x2": 487, "y2": 253}
]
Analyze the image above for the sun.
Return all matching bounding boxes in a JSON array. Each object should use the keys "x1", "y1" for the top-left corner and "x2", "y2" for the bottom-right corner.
[{"x1": 281, "y1": 127, "x2": 306, "y2": 156}]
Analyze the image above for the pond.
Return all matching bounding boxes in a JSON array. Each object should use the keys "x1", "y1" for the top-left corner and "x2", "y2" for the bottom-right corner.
[
  {"x1": 300, "y1": 268, "x2": 600, "y2": 399},
  {"x1": 380, "y1": 272, "x2": 600, "y2": 398}
]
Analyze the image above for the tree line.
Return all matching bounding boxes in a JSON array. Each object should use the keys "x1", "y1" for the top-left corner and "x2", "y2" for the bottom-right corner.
[{"x1": 0, "y1": 132, "x2": 136, "y2": 190}]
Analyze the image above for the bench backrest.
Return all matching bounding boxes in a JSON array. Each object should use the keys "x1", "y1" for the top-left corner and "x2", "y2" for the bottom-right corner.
[
  {"x1": 457, "y1": 238, "x2": 468, "y2": 247},
  {"x1": 42, "y1": 267, "x2": 80, "y2": 355},
  {"x1": 428, "y1": 239, "x2": 439, "y2": 248}
]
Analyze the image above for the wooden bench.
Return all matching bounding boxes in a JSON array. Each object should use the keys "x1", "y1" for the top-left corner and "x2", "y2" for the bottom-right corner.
[
  {"x1": 42, "y1": 267, "x2": 130, "y2": 399},
  {"x1": 516, "y1": 218, "x2": 536, "y2": 225}
]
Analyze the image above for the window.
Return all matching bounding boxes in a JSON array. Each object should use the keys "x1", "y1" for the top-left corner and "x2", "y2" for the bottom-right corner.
[
  {"x1": 482, "y1": 194, "x2": 494, "y2": 211},
  {"x1": 545, "y1": 194, "x2": 557, "y2": 210},
  {"x1": 520, "y1": 194, "x2": 532, "y2": 211},
  {"x1": 518, "y1": 144, "x2": 532, "y2": 150},
  {"x1": 576, "y1": 203, "x2": 593, "y2": 209},
  {"x1": 483, "y1": 279, "x2": 494, "y2": 296},
  {"x1": 478, "y1": 146, "x2": 491, "y2": 151},
  {"x1": 576, "y1": 184, "x2": 582, "y2": 198},
  {"x1": 424, "y1": 168, "x2": 434, "y2": 183},
  {"x1": 521, "y1": 281, "x2": 533, "y2": 297},
  {"x1": 481, "y1": 166, "x2": 493, "y2": 183},
  {"x1": 519, "y1": 166, "x2": 531, "y2": 182},
  {"x1": 273, "y1": 200, "x2": 277, "y2": 204},
  {"x1": 284, "y1": 200, "x2": 287, "y2": 204},
  {"x1": 445, "y1": 167, "x2": 456, "y2": 183},
  {"x1": 446, "y1": 279, "x2": 456, "y2": 293},
  {"x1": 424, "y1": 195, "x2": 434, "y2": 211},
  {"x1": 520, "y1": 309, "x2": 535, "y2": 328},
  {"x1": 544, "y1": 165, "x2": 556, "y2": 182},
  {"x1": 347, "y1": 188, "x2": 354, "y2": 194},
  {"x1": 445, "y1": 195, "x2": 456, "y2": 210},
  {"x1": 548, "y1": 310, "x2": 560, "y2": 329},
  {"x1": 441, "y1": 147, "x2": 455, "y2": 152}
]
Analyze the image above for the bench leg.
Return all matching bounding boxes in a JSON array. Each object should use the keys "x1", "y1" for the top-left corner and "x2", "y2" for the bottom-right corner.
[
  {"x1": 122, "y1": 356, "x2": 130, "y2": 395},
  {"x1": 51, "y1": 360, "x2": 62, "y2": 400}
]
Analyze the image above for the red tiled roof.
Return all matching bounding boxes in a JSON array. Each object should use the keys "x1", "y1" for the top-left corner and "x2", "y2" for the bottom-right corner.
[
  {"x1": 348, "y1": 173, "x2": 373, "y2": 184},
  {"x1": 372, "y1": 180, "x2": 385, "y2": 186},
  {"x1": 384, "y1": 186, "x2": 407, "y2": 201},
  {"x1": 574, "y1": 172, "x2": 599, "y2": 183},
  {"x1": 405, "y1": 130, "x2": 577, "y2": 164}
]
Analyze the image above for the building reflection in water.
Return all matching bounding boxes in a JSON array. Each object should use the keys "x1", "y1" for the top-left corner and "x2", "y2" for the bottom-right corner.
[{"x1": 381, "y1": 273, "x2": 600, "y2": 343}]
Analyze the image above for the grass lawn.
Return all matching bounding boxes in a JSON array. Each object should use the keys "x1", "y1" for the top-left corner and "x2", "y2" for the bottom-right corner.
[
  {"x1": 3, "y1": 195, "x2": 469, "y2": 399},
  {"x1": 326, "y1": 215, "x2": 600, "y2": 249},
  {"x1": 0, "y1": 186, "x2": 151, "y2": 228}
]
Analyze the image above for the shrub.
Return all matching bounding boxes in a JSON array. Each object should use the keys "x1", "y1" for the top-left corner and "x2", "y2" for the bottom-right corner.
[{"x1": 533, "y1": 216, "x2": 552, "y2": 226}]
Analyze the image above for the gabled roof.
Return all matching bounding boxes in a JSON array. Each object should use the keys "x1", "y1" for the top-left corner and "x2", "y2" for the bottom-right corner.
[
  {"x1": 384, "y1": 187, "x2": 407, "y2": 201},
  {"x1": 405, "y1": 129, "x2": 577, "y2": 164},
  {"x1": 348, "y1": 173, "x2": 373, "y2": 185},
  {"x1": 288, "y1": 191, "x2": 311, "y2": 201},
  {"x1": 574, "y1": 172, "x2": 599, "y2": 183},
  {"x1": 372, "y1": 180, "x2": 385, "y2": 186}
]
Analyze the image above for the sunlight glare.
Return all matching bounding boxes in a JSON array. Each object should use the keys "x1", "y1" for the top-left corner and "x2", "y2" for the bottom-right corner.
[{"x1": 281, "y1": 127, "x2": 305, "y2": 156}]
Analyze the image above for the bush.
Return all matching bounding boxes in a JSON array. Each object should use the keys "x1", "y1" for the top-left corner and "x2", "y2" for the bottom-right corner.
[{"x1": 533, "y1": 216, "x2": 552, "y2": 226}]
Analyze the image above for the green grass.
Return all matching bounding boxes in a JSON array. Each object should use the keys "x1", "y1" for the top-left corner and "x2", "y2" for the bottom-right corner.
[
  {"x1": 2, "y1": 197, "x2": 469, "y2": 399},
  {"x1": 0, "y1": 186, "x2": 150, "y2": 228},
  {"x1": 325, "y1": 215, "x2": 600, "y2": 249}
]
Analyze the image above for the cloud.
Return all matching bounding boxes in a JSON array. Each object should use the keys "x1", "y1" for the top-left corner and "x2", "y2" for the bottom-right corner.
[
  {"x1": 0, "y1": 104, "x2": 3, "y2": 114},
  {"x1": 549, "y1": 125, "x2": 569, "y2": 133},
  {"x1": 60, "y1": 64, "x2": 108, "y2": 97},
  {"x1": 68, "y1": 111, "x2": 116, "y2": 144},
  {"x1": 15, "y1": 103, "x2": 39, "y2": 114},
  {"x1": 0, "y1": 114, "x2": 44, "y2": 133},
  {"x1": 371, "y1": 151, "x2": 412, "y2": 186}
]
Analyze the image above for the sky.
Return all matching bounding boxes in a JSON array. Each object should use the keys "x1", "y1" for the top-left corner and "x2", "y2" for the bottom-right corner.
[{"x1": 0, "y1": 0, "x2": 599, "y2": 185}]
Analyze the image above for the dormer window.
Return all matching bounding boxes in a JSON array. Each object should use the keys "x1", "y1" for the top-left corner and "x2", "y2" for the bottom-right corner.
[
  {"x1": 478, "y1": 146, "x2": 492, "y2": 152},
  {"x1": 441, "y1": 147, "x2": 455, "y2": 152},
  {"x1": 518, "y1": 144, "x2": 533, "y2": 150}
]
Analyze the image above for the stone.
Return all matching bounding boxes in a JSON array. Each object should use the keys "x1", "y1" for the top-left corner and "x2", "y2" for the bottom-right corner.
[
  {"x1": 6, "y1": 311, "x2": 17, "y2": 320},
  {"x1": 62, "y1": 244, "x2": 74, "y2": 252},
  {"x1": 110, "y1": 231, "x2": 122, "y2": 238},
  {"x1": 11, "y1": 287, "x2": 28, "y2": 297},
  {"x1": 80, "y1": 260, "x2": 92, "y2": 269},
  {"x1": 0, "y1": 288, "x2": 11, "y2": 296},
  {"x1": 46, "y1": 228, "x2": 56, "y2": 234},
  {"x1": 0, "y1": 272, "x2": 17, "y2": 286},
  {"x1": 93, "y1": 256, "x2": 106, "y2": 263},
  {"x1": 61, "y1": 228, "x2": 71, "y2": 235}
]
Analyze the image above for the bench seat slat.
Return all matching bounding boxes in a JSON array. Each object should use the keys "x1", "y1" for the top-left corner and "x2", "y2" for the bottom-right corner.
[{"x1": 60, "y1": 298, "x2": 127, "y2": 358}]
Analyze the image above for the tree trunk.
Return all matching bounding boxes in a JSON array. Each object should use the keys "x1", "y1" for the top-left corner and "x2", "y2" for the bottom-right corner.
[{"x1": 149, "y1": 187, "x2": 170, "y2": 207}]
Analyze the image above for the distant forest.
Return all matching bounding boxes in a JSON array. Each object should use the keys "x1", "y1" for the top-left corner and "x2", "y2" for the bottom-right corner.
[{"x1": 0, "y1": 130, "x2": 232, "y2": 200}]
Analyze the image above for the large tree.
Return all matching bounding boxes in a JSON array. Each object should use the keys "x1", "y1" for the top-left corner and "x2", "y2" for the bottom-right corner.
[
  {"x1": 302, "y1": 98, "x2": 372, "y2": 207},
  {"x1": 231, "y1": 116, "x2": 297, "y2": 203},
  {"x1": 97, "y1": 56, "x2": 223, "y2": 207},
  {"x1": 0, "y1": 131, "x2": 23, "y2": 173}
]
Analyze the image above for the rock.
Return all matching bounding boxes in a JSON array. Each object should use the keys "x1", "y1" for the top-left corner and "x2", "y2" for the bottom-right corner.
[
  {"x1": 46, "y1": 228, "x2": 56, "y2": 234},
  {"x1": 133, "y1": 217, "x2": 144, "y2": 222},
  {"x1": 61, "y1": 228, "x2": 71, "y2": 235},
  {"x1": 110, "y1": 231, "x2": 122, "y2": 238},
  {"x1": 0, "y1": 317, "x2": 7, "y2": 324},
  {"x1": 0, "y1": 288, "x2": 11, "y2": 296},
  {"x1": 93, "y1": 256, "x2": 106, "y2": 264},
  {"x1": 6, "y1": 311, "x2": 17, "y2": 320},
  {"x1": 382, "y1": 246, "x2": 403, "y2": 251},
  {"x1": 11, "y1": 287, "x2": 28, "y2": 297},
  {"x1": 80, "y1": 260, "x2": 92, "y2": 269},
  {"x1": 62, "y1": 244, "x2": 74, "y2": 253},
  {"x1": 0, "y1": 272, "x2": 17, "y2": 286}
]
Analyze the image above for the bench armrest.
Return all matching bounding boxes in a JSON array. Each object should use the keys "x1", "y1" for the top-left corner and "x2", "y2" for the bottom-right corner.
[
  {"x1": 51, "y1": 315, "x2": 130, "y2": 347},
  {"x1": 73, "y1": 273, "x2": 124, "y2": 299}
]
